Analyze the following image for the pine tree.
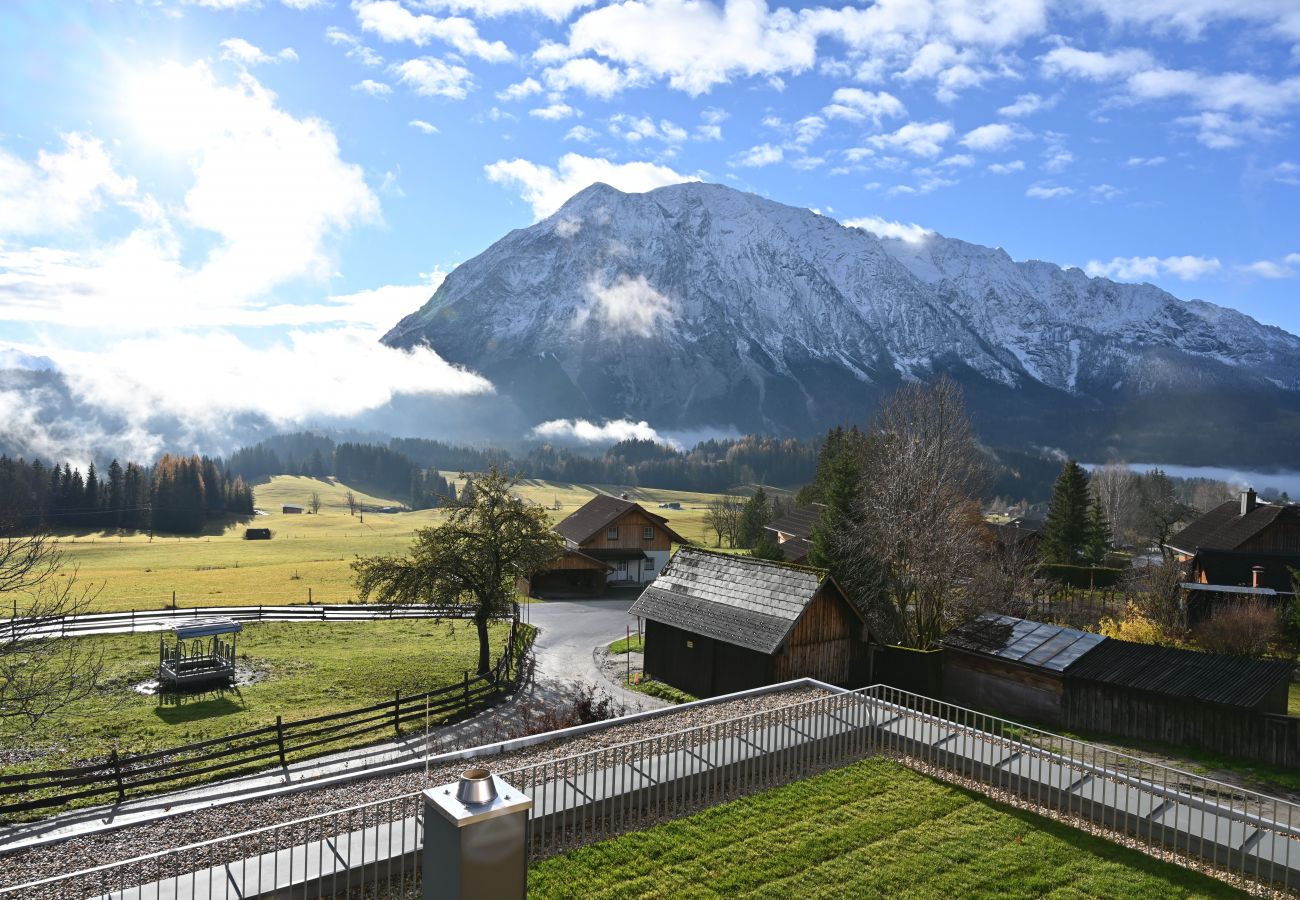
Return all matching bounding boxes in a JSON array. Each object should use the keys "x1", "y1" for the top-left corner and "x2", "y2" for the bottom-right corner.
[
  {"x1": 107, "y1": 460, "x2": 124, "y2": 526},
  {"x1": 1084, "y1": 501, "x2": 1110, "y2": 566},
  {"x1": 84, "y1": 463, "x2": 100, "y2": 526},
  {"x1": 736, "y1": 486, "x2": 771, "y2": 549},
  {"x1": 1043, "y1": 460, "x2": 1091, "y2": 564}
]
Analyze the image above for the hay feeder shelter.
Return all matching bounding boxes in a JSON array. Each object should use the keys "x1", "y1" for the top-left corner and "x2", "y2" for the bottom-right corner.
[{"x1": 159, "y1": 618, "x2": 241, "y2": 689}]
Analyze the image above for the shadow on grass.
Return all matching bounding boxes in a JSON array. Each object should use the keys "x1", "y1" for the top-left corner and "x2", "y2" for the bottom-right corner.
[{"x1": 153, "y1": 690, "x2": 246, "y2": 723}]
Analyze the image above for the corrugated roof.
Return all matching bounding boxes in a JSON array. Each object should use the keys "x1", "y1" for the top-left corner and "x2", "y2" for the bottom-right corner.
[
  {"x1": 1065, "y1": 639, "x2": 1293, "y2": 709},
  {"x1": 629, "y1": 548, "x2": 831, "y2": 654},
  {"x1": 940, "y1": 613, "x2": 1105, "y2": 673},
  {"x1": 173, "y1": 618, "x2": 241, "y2": 639},
  {"x1": 765, "y1": 504, "x2": 822, "y2": 541},
  {"x1": 1167, "y1": 499, "x2": 1300, "y2": 555}
]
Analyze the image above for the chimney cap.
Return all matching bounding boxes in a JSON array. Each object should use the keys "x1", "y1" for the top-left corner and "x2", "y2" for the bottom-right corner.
[{"x1": 455, "y1": 767, "x2": 498, "y2": 806}]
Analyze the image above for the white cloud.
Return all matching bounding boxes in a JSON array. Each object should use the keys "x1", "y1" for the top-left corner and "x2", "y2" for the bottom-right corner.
[
  {"x1": 841, "y1": 215, "x2": 933, "y2": 242},
  {"x1": 731, "y1": 143, "x2": 784, "y2": 167},
  {"x1": 1085, "y1": 254, "x2": 1222, "y2": 281},
  {"x1": 609, "y1": 115, "x2": 688, "y2": 143},
  {"x1": 1026, "y1": 183, "x2": 1072, "y2": 199},
  {"x1": 530, "y1": 102, "x2": 580, "y2": 120},
  {"x1": 987, "y1": 159, "x2": 1024, "y2": 174},
  {"x1": 1040, "y1": 46, "x2": 1153, "y2": 80},
  {"x1": 959, "y1": 122, "x2": 1029, "y2": 151},
  {"x1": 1090, "y1": 183, "x2": 1123, "y2": 201},
  {"x1": 867, "y1": 121, "x2": 953, "y2": 157},
  {"x1": 573, "y1": 273, "x2": 674, "y2": 336},
  {"x1": 1128, "y1": 68, "x2": 1300, "y2": 116},
  {"x1": 417, "y1": 0, "x2": 596, "y2": 22},
  {"x1": 1239, "y1": 260, "x2": 1295, "y2": 278},
  {"x1": 484, "y1": 152, "x2": 696, "y2": 218},
  {"x1": 1269, "y1": 161, "x2": 1300, "y2": 185},
  {"x1": 326, "y1": 27, "x2": 384, "y2": 67},
  {"x1": 1126, "y1": 155, "x2": 1167, "y2": 166},
  {"x1": 392, "y1": 57, "x2": 475, "y2": 98},
  {"x1": 530, "y1": 417, "x2": 671, "y2": 446},
  {"x1": 497, "y1": 77, "x2": 543, "y2": 101},
  {"x1": 1080, "y1": 0, "x2": 1300, "y2": 43},
  {"x1": 355, "y1": 0, "x2": 512, "y2": 62},
  {"x1": 1175, "y1": 111, "x2": 1279, "y2": 149},
  {"x1": 353, "y1": 79, "x2": 393, "y2": 95},
  {"x1": 542, "y1": 58, "x2": 640, "y2": 99},
  {"x1": 792, "y1": 116, "x2": 825, "y2": 146},
  {"x1": 220, "y1": 38, "x2": 298, "y2": 66},
  {"x1": 997, "y1": 92, "x2": 1053, "y2": 117},
  {"x1": 938, "y1": 153, "x2": 974, "y2": 167},
  {"x1": 564, "y1": 125, "x2": 598, "y2": 142},
  {"x1": 695, "y1": 124, "x2": 723, "y2": 141},
  {"x1": 822, "y1": 88, "x2": 906, "y2": 124},
  {"x1": 408, "y1": 118, "x2": 439, "y2": 133},
  {"x1": 0, "y1": 133, "x2": 136, "y2": 237},
  {"x1": 0, "y1": 61, "x2": 379, "y2": 325}
]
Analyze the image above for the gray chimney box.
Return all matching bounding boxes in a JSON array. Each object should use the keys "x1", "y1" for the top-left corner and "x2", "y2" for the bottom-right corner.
[
  {"x1": 422, "y1": 771, "x2": 532, "y2": 900},
  {"x1": 1241, "y1": 488, "x2": 1258, "y2": 516}
]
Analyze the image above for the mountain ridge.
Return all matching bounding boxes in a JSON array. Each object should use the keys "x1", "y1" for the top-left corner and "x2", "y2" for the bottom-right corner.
[{"x1": 383, "y1": 181, "x2": 1300, "y2": 466}]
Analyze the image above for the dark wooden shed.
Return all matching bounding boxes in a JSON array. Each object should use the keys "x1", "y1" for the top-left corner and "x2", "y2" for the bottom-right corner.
[
  {"x1": 939, "y1": 614, "x2": 1105, "y2": 726},
  {"x1": 629, "y1": 548, "x2": 867, "y2": 698}
]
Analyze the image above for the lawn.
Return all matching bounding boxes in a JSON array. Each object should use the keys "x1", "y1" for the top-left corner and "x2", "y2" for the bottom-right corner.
[
  {"x1": 1, "y1": 618, "x2": 509, "y2": 774},
  {"x1": 528, "y1": 758, "x2": 1244, "y2": 899},
  {"x1": 1291, "y1": 683, "x2": 1299, "y2": 717},
  {"x1": 45, "y1": 475, "x2": 745, "y2": 612}
]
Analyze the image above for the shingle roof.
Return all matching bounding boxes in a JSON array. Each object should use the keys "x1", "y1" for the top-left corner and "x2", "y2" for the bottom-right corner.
[
  {"x1": 777, "y1": 536, "x2": 813, "y2": 563},
  {"x1": 552, "y1": 494, "x2": 685, "y2": 544},
  {"x1": 1167, "y1": 499, "x2": 1300, "y2": 554},
  {"x1": 765, "y1": 504, "x2": 823, "y2": 541},
  {"x1": 629, "y1": 548, "x2": 836, "y2": 654},
  {"x1": 940, "y1": 613, "x2": 1104, "y2": 673},
  {"x1": 1065, "y1": 639, "x2": 1293, "y2": 710}
]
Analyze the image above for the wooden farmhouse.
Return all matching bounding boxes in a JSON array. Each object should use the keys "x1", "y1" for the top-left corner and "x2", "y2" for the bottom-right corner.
[
  {"x1": 522, "y1": 494, "x2": 688, "y2": 596},
  {"x1": 1167, "y1": 488, "x2": 1300, "y2": 618},
  {"x1": 629, "y1": 548, "x2": 868, "y2": 698}
]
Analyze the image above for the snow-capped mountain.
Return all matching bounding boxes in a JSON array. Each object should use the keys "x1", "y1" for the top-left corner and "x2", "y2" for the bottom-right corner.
[{"x1": 384, "y1": 182, "x2": 1300, "y2": 465}]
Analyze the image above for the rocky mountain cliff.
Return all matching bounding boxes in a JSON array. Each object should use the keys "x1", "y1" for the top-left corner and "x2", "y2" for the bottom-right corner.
[{"x1": 383, "y1": 182, "x2": 1300, "y2": 465}]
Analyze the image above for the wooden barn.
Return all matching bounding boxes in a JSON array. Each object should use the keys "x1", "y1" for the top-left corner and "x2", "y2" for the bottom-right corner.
[
  {"x1": 939, "y1": 614, "x2": 1105, "y2": 726},
  {"x1": 629, "y1": 548, "x2": 868, "y2": 698},
  {"x1": 523, "y1": 494, "x2": 688, "y2": 596}
]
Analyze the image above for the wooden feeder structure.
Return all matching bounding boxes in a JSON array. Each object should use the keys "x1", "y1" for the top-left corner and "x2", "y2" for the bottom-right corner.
[{"x1": 159, "y1": 618, "x2": 241, "y2": 688}]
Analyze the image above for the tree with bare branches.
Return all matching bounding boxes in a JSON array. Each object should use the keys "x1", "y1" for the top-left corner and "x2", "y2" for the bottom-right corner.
[
  {"x1": 1, "y1": 532, "x2": 104, "y2": 729},
  {"x1": 835, "y1": 378, "x2": 989, "y2": 648},
  {"x1": 704, "y1": 495, "x2": 744, "y2": 548}
]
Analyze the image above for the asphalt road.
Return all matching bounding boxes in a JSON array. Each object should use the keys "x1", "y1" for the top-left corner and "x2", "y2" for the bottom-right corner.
[{"x1": 522, "y1": 595, "x2": 651, "y2": 711}]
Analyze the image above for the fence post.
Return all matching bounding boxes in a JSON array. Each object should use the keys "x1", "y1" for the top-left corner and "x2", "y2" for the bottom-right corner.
[
  {"x1": 109, "y1": 749, "x2": 125, "y2": 803},
  {"x1": 275, "y1": 715, "x2": 287, "y2": 768},
  {"x1": 394, "y1": 690, "x2": 402, "y2": 736},
  {"x1": 463, "y1": 670, "x2": 470, "y2": 710}
]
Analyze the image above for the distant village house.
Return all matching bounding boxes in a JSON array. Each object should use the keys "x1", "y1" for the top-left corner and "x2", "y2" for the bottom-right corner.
[
  {"x1": 763, "y1": 503, "x2": 823, "y2": 564},
  {"x1": 282, "y1": 505, "x2": 304, "y2": 515}
]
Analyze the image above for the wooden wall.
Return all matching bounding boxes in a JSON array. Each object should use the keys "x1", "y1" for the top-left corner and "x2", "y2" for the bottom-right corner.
[
  {"x1": 578, "y1": 509, "x2": 675, "y2": 552},
  {"x1": 643, "y1": 620, "x2": 773, "y2": 698},
  {"x1": 943, "y1": 650, "x2": 1066, "y2": 726},
  {"x1": 1065, "y1": 683, "x2": 1300, "y2": 768},
  {"x1": 1240, "y1": 523, "x2": 1300, "y2": 554},
  {"x1": 774, "y1": 588, "x2": 860, "y2": 686}
]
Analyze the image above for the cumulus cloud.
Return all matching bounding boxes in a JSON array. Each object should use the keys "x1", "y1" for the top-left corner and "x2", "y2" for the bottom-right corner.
[
  {"x1": 392, "y1": 57, "x2": 475, "y2": 98},
  {"x1": 997, "y1": 91, "x2": 1054, "y2": 117},
  {"x1": 867, "y1": 121, "x2": 953, "y2": 157},
  {"x1": 841, "y1": 215, "x2": 933, "y2": 242},
  {"x1": 353, "y1": 79, "x2": 393, "y2": 95},
  {"x1": 987, "y1": 159, "x2": 1025, "y2": 174},
  {"x1": 731, "y1": 143, "x2": 784, "y2": 167},
  {"x1": 416, "y1": 0, "x2": 596, "y2": 22},
  {"x1": 1085, "y1": 255, "x2": 1222, "y2": 281},
  {"x1": 530, "y1": 102, "x2": 580, "y2": 120},
  {"x1": 0, "y1": 133, "x2": 136, "y2": 237},
  {"x1": 530, "y1": 418, "x2": 672, "y2": 446},
  {"x1": 497, "y1": 77, "x2": 543, "y2": 101},
  {"x1": 408, "y1": 118, "x2": 439, "y2": 133},
  {"x1": 1040, "y1": 46, "x2": 1153, "y2": 80},
  {"x1": 573, "y1": 273, "x2": 674, "y2": 336},
  {"x1": 484, "y1": 152, "x2": 697, "y2": 219},
  {"x1": 1026, "y1": 183, "x2": 1072, "y2": 199},
  {"x1": 960, "y1": 122, "x2": 1029, "y2": 151},
  {"x1": 220, "y1": 38, "x2": 298, "y2": 66},
  {"x1": 326, "y1": 27, "x2": 385, "y2": 67},
  {"x1": 1239, "y1": 254, "x2": 1300, "y2": 279},
  {"x1": 608, "y1": 115, "x2": 688, "y2": 144},
  {"x1": 1126, "y1": 155, "x2": 1166, "y2": 166},
  {"x1": 355, "y1": 0, "x2": 512, "y2": 61},
  {"x1": 822, "y1": 88, "x2": 906, "y2": 124}
]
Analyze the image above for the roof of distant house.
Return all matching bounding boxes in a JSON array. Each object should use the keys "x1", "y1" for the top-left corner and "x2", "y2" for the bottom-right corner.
[
  {"x1": 629, "y1": 547, "x2": 857, "y2": 655},
  {"x1": 553, "y1": 494, "x2": 687, "y2": 545},
  {"x1": 777, "y1": 536, "x2": 813, "y2": 563},
  {"x1": 1167, "y1": 498, "x2": 1300, "y2": 555},
  {"x1": 765, "y1": 503, "x2": 823, "y2": 541},
  {"x1": 1192, "y1": 548, "x2": 1300, "y2": 594}
]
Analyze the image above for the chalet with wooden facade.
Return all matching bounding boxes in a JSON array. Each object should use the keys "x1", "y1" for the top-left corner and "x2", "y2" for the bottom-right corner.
[
  {"x1": 630, "y1": 548, "x2": 868, "y2": 698},
  {"x1": 763, "y1": 503, "x2": 822, "y2": 564},
  {"x1": 523, "y1": 494, "x2": 688, "y2": 596},
  {"x1": 1167, "y1": 489, "x2": 1300, "y2": 614}
]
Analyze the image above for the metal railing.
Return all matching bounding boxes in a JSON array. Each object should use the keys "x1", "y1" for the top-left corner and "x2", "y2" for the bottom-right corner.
[{"x1": 6, "y1": 682, "x2": 1299, "y2": 898}]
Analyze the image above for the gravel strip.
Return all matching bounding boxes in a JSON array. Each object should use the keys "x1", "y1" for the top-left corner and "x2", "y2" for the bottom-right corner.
[{"x1": 0, "y1": 686, "x2": 829, "y2": 895}]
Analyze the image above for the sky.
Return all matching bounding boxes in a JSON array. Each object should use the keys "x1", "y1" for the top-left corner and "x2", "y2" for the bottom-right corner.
[{"x1": 1, "y1": 0, "x2": 1298, "y2": 456}]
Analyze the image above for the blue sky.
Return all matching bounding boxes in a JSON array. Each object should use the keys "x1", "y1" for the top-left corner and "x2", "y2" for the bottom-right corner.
[{"x1": 1, "y1": 0, "x2": 1298, "y2": 446}]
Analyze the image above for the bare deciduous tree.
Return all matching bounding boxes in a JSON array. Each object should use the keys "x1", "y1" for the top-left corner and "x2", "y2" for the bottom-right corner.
[
  {"x1": 839, "y1": 378, "x2": 988, "y2": 648},
  {"x1": 344, "y1": 491, "x2": 357, "y2": 517},
  {"x1": 1, "y1": 532, "x2": 104, "y2": 729},
  {"x1": 1121, "y1": 557, "x2": 1186, "y2": 636},
  {"x1": 310, "y1": 492, "x2": 322, "y2": 515},
  {"x1": 704, "y1": 495, "x2": 744, "y2": 548},
  {"x1": 1090, "y1": 460, "x2": 1139, "y2": 547},
  {"x1": 968, "y1": 528, "x2": 1049, "y2": 621}
]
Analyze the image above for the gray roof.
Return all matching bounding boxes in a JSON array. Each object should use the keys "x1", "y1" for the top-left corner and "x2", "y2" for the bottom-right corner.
[
  {"x1": 940, "y1": 613, "x2": 1105, "y2": 673},
  {"x1": 629, "y1": 548, "x2": 832, "y2": 655},
  {"x1": 173, "y1": 618, "x2": 242, "y2": 639}
]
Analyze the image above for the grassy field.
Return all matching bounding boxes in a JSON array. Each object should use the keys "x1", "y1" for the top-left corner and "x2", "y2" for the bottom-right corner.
[
  {"x1": 1, "y1": 619, "x2": 508, "y2": 773},
  {"x1": 529, "y1": 758, "x2": 1243, "y2": 899},
  {"x1": 44, "y1": 475, "x2": 744, "y2": 612}
]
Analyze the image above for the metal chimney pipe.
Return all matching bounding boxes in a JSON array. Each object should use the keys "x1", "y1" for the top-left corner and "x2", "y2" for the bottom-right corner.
[{"x1": 1251, "y1": 565, "x2": 1264, "y2": 589}]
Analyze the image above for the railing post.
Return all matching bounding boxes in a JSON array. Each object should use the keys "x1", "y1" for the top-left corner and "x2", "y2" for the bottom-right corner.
[
  {"x1": 462, "y1": 671, "x2": 470, "y2": 710},
  {"x1": 423, "y1": 769, "x2": 531, "y2": 900}
]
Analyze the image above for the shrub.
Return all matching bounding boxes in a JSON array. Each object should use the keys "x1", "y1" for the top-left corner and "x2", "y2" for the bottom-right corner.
[
  {"x1": 1192, "y1": 602, "x2": 1280, "y2": 658},
  {"x1": 1097, "y1": 603, "x2": 1172, "y2": 646}
]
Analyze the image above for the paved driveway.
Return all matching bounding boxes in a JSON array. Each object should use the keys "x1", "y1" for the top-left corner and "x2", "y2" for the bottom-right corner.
[{"x1": 523, "y1": 597, "x2": 648, "y2": 709}]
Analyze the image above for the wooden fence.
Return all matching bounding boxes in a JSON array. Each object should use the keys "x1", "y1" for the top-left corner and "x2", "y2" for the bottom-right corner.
[{"x1": 0, "y1": 609, "x2": 531, "y2": 816}]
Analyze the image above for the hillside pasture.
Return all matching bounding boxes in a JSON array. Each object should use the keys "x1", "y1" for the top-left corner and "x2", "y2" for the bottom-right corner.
[{"x1": 43, "y1": 475, "x2": 749, "y2": 612}]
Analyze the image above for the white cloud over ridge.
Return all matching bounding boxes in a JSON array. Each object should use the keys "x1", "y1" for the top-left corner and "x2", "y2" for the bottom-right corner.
[
  {"x1": 530, "y1": 417, "x2": 673, "y2": 446},
  {"x1": 1086, "y1": 254, "x2": 1222, "y2": 281},
  {"x1": 841, "y1": 215, "x2": 933, "y2": 242},
  {"x1": 573, "y1": 273, "x2": 674, "y2": 336},
  {"x1": 484, "y1": 152, "x2": 697, "y2": 218}
]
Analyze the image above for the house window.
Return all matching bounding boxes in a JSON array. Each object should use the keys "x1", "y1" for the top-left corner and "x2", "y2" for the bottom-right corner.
[
  {"x1": 643, "y1": 526, "x2": 654, "y2": 540},
  {"x1": 607, "y1": 526, "x2": 619, "y2": 540}
]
